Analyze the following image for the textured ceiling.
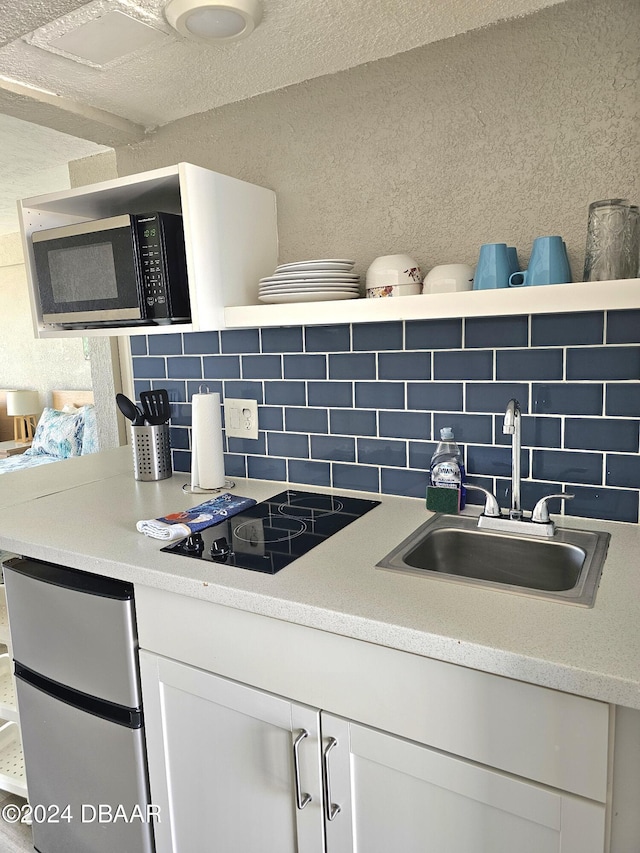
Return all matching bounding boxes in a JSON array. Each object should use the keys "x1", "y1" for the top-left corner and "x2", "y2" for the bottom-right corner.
[
  {"x1": 0, "y1": 0, "x2": 568, "y2": 235},
  {"x1": 0, "y1": 114, "x2": 108, "y2": 236},
  {"x1": 1, "y1": 0, "x2": 567, "y2": 133}
]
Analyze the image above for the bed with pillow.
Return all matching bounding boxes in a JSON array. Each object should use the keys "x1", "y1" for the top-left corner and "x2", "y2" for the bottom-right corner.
[{"x1": 0, "y1": 390, "x2": 97, "y2": 475}]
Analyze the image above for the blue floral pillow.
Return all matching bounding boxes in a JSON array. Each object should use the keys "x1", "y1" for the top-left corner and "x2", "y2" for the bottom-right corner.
[
  {"x1": 80, "y1": 405, "x2": 99, "y2": 455},
  {"x1": 26, "y1": 407, "x2": 85, "y2": 459}
]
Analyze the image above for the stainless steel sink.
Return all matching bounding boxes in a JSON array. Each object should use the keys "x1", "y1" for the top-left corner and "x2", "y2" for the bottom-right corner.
[{"x1": 376, "y1": 514, "x2": 610, "y2": 606}]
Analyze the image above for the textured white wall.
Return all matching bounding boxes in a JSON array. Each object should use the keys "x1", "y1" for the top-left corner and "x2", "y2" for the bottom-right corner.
[
  {"x1": 0, "y1": 244, "x2": 91, "y2": 409},
  {"x1": 0, "y1": 150, "x2": 119, "y2": 443},
  {"x1": 68, "y1": 150, "x2": 124, "y2": 450},
  {"x1": 114, "y1": 0, "x2": 638, "y2": 284}
]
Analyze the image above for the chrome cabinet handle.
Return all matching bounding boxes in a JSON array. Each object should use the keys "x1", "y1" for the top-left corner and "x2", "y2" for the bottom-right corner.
[
  {"x1": 292, "y1": 729, "x2": 311, "y2": 810},
  {"x1": 322, "y1": 737, "x2": 341, "y2": 821}
]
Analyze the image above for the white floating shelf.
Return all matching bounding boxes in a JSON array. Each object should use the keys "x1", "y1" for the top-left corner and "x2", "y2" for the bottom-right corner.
[{"x1": 224, "y1": 278, "x2": 640, "y2": 329}]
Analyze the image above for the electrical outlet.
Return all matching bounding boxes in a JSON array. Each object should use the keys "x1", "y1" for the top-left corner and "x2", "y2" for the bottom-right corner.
[{"x1": 224, "y1": 398, "x2": 258, "y2": 440}]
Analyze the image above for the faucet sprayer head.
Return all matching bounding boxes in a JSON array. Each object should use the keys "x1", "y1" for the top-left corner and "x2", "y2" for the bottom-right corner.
[{"x1": 503, "y1": 398, "x2": 520, "y2": 434}]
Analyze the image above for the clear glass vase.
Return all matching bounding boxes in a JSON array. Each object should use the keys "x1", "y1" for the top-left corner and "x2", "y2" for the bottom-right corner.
[{"x1": 583, "y1": 198, "x2": 640, "y2": 281}]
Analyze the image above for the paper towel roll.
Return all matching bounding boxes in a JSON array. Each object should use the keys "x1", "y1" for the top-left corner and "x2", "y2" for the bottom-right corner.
[{"x1": 191, "y1": 392, "x2": 225, "y2": 489}]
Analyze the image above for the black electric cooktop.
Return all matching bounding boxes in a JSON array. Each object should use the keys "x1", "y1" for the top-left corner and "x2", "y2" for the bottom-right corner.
[{"x1": 161, "y1": 489, "x2": 380, "y2": 574}]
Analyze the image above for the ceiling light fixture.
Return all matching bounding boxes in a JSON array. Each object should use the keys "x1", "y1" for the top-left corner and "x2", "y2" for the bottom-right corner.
[{"x1": 165, "y1": 0, "x2": 262, "y2": 43}]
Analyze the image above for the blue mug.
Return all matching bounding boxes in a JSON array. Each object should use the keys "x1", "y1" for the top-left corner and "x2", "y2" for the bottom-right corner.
[
  {"x1": 509, "y1": 236, "x2": 572, "y2": 287},
  {"x1": 473, "y1": 243, "x2": 512, "y2": 290}
]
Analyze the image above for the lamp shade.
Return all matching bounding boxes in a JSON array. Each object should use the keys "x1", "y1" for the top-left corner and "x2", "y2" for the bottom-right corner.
[{"x1": 6, "y1": 390, "x2": 40, "y2": 417}]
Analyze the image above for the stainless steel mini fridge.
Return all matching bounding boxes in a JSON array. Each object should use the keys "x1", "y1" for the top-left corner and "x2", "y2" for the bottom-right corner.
[{"x1": 3, "y1": 557, "x2": 154, "y2": 853}]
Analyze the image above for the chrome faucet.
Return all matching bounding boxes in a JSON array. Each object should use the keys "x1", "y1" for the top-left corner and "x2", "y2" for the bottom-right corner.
[
  {"x1": 468, "y1": 398, "x2": 575, "y2": 538},
  {"x1": 503, "y1": 398, "x2": 522, "y2": 519}
]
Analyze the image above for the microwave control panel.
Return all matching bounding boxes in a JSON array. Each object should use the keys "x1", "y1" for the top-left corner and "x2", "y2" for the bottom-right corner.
[
  {"x1": 136, "y1": 214, "x2": 169, "y2": 318},
  {"x1": 133, "y1": 212, "x2": 189, "y2": 322}
]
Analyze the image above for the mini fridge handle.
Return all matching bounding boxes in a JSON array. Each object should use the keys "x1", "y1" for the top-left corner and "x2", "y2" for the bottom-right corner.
[{"x1": 3, "y1": 557, "x2": 134, "y2": 600}]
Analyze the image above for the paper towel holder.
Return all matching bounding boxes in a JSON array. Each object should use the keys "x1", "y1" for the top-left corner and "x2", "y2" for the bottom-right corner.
[{"x1": 185, "y1": 386, "x2": 235, "y2": 494}]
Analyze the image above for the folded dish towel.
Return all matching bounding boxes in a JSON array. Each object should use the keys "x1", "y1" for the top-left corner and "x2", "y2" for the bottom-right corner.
[{"x1": 136, "y1": 493, "x2": 257, "y2": 541}]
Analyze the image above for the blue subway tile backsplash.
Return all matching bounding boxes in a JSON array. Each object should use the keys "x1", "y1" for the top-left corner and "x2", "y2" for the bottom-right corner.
[
  {"x1": 379, "y1": 410, "x2": 431, "y2": 440},
  {"x1": 202, "y1": 355, "x2": 240, "y2": 379},
  {"x1": 564, "y1": 417, "x2": 639, "y2": 453},
  {"x1": 606, "y1": 384, "x2": 640, "y2": 417},
  {"x1": 378, "y1": 351, "x2": 431, "y2": 380},
  {"x1": 407, "y1": 382, "x2": 463, "y2": 412},
  {"x1": 307, "y1": 381, "x2": 353, "y2": 408},
  {"x1": 355, "y1": 381, "x2": 404, "y2": 409},
  {"x1": 494, "y1": 414, "x2": 561, "y2": 448},
  {"x1": 531, "y1": 312, "x2": 604, "y2": 346},
  {"x1": 566, "y1": 346, "x2": 640, "y2": 380},
  {"x1": 405, "y1": 318, "x2": 462, "y2": 350},
  {"x1": 283, "y1": 354, "x2": 326, "y2": 379},
  {"x1": 466, "y1": 383, "x2": 529, "y2": 414},
  {"x1": 130, "y1": 308, "x2": 640, "y2": 523},
  {"x1": 311, "y1": 434, "x2": 356, "y2": 462},
  {"x1": 532, "y1": 449, "x2": 604, "y2": 485},
  {"x1": 220, "y1": 328, "x2": 260, "y2": 353},
  {"x1": 264, "y1": 381, "x2": 306, "y2": 406},
  {"x1": 149, "y1": 334, "x2": 183, "y2": 355},
  {"x1": 261, "y1": 326, "x2": 303, "y2": 353},
  {"x1": 434, "y1": 350, "x2": 493, "y2": 381},
  {"x1": 267, "y1": 432, "x2": 309, "y2": 459},
  {"x1": 532, "y1": 383, "x2": 603, "y2": 416},
  {"x1": 167, "y1": 356, "x2": 202, "y2": 379},
  {"x1": 305, "y1": 325, "x2": 350, "y2": 352},
  {"x1": 329, "y1": 409, "x2": 377, "y2": 436},
  {"x1": 242, "y1": 354, "x2": 282, "y2": 379},
  {"x1": 285, "y1": 407, "x2": 328, "y2": 434},
  {"x1": 328, "y1": 353, "x2": 375, "y2": 380},
  {"x1": 606, "y1": 454, "x2": 640, "y2": 488},
  {"x1": 496, "y1": 349, "x2": 563, "y2": 381},
  {"x1": 183, "y1": 331, "x2": 220, "y2": 354},
  {"x1": 607, "y1": 309, "x2": 640, "y2": 344},
  {"x1": 288, "y1": 459, "x2": 331, "y2": 487},
  {"x1": 465, "y1": 316, "x2": 528, "y2": 349},
  {"x1": 353, "y1": 321, "x2": 402, "y2": 351}
]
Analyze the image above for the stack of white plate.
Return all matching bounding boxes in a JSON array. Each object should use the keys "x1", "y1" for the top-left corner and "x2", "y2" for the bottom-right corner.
[{"x1": 258, "y1": 259, "x2": 360, "y2": 304}]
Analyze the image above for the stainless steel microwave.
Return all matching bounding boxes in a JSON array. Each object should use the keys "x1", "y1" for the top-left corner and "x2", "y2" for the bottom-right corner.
[{"x1": 31, "y1": 211, "x2": 190, "y2": 328}]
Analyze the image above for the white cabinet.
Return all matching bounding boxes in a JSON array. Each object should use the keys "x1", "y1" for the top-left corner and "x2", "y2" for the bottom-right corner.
[
  {"x1": 322, "y1": 715, "x2": 604, "y2": 853},
  {"x1": 140, "y1": 650, "x2": 606, "y2": 853},
  {"x1": 18, "y1": 163, "x2": 278, "y2": 338},
  {"x1": 140, "y1": 652, "x2": 324, "y2": 853},
  {"x1": 135, "y1": 586, "x2": 612, "y2": 852}
]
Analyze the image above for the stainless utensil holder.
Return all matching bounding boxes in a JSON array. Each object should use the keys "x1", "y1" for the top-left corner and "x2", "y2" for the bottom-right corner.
[{"x1": 131, "y1": 424, "x2": 172, "y2": 481}]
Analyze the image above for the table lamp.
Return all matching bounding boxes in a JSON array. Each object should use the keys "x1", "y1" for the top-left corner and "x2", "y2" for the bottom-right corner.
[{"x1": 6, "y1": 390, "x2": 40, "y2": 444}]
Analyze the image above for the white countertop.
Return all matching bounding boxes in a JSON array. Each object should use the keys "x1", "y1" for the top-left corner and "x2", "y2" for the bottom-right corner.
[{"x1": 1, "y1": 447, "x2": 639, "y2": 710}]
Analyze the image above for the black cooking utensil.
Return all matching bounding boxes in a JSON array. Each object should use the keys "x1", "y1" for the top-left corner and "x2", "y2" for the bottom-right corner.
[
  {"x1": 116, "y1": 393, "x2": 145, "y2": 426},
  {"x1": 140, "y1": 389, "x2": 171, "y2": 425}
]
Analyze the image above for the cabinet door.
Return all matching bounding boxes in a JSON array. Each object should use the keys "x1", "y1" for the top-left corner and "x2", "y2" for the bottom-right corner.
[
  {"x1": 321, "y1": 714, "x2": 606, "y2": 853},
  {"x1": 140, "y1": 651, "x2": 325, "y2": 853}
]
